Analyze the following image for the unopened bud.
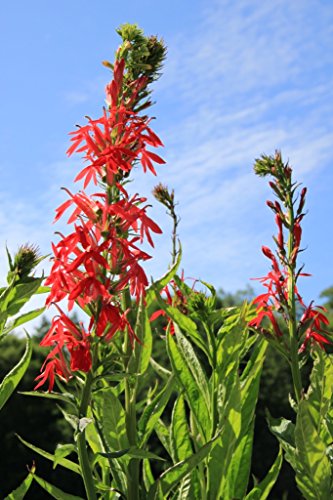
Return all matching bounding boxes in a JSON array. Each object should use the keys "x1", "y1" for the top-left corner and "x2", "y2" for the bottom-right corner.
[
  {"x1": 152, "y1": 183, "x2": 174, "y2": 208},
  {"x1": 7, "y1": 243, "x2": 41, "y2": 283}
]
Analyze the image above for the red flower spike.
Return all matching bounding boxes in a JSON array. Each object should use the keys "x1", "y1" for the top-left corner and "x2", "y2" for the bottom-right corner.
[{"x1": 39, "y1": 51, "x2": 165, "y2": 391}]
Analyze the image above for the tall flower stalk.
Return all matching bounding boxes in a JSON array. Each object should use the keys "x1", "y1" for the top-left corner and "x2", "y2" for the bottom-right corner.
[
  {"x1": 249, "y1": 151, "x2": 331, "y2": 402},
  {"x1": 35, "y1": 24, "x2": 166, "y2": 499}
]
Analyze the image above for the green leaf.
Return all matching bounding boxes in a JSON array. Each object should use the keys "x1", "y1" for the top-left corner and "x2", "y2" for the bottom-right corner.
[
  {"x1": 128, "y1": 447, "x2": 165, "y2": 461},
  {"x1": 57, "y1": 407, "x2": 79, "y2": 430},
  {"x1": 207, "y1": 306, "x2": 248, "y2": 498},
  {"x1": 267, "y1": 414, "x2": 296, "y2": 470},
  {"x1": 307, "y1": 348, "x2": 333, "y2": 440},
  {"x1": 170, "y1": 395, "x2": 195, "y2": 498},
  {"x1": 149, "y1": 357, "x2": 172, "y2": 380},
  {"x1": 16, "y1": 434, "x2": 81, "y2": 475},
  {"x1": 3, "y1": 307, "x2": 45, "y2": 335},
  {"x1": 154, "y1": 419, "x2": 173, "y2": 458},
  {"x1": 128, "y1": 300, "x2": 152, "y2": 375},
  {"x1": 170, "y1": 395, "x2": 193, "y2": 462},
  {"x1": 139, "y1": 376, "x2": 175, "y2": 447},
  {"x1": 98, "y1": 448, "x2": 130, "y2": 459},
  {"x1": 224, "y1": 421, "x2": 254, "y2": 500},
  {"x1": 245, "y1": 446, "x2": 283, "y2": 500},
  {"x1": 33, "y1": 474, "x2": 84, "y2": 500},
  {"x1": 54, "y1": 444, "x2": 76, "y2": 469},
  {"x1": 36, "y1": 285, "x2": 51, "y2": 294},
  {"x1": 240, "y1": 337, "x2": 267, "y2": 427},
  {"x1": 98, "y1": 446, "x2": 164, "y2": 461},
  {"x1": 154, "y1": 291, "x2": 210, "y2": 360},
  {"x1": 294, "y1": 399, "x2": 332, "y2": 499},
  {"x1": 146, "y1": 246, "x2": 182, "y2": 306},
  {"x1": 90, "y1": 396, "x2": 127, "y2": 494},
  {"x1": 4, "y1": 466, "x2": 35, "y2": 500},
  {"x1": 207, "y1": 373, "x2": 242, "y2": 499},
  {"x1": 223, "y1": 339, "x2": 267, "y2": 499},
  {"x1": 19, "y1": 390, "x2": 77, "y2": 410},
  {"x1": 143, "y1": 459, "x2": 155, "y2": 491},
  {"x1": 3, "y1": 277, "x2": 44, "y2": 316},
  {"x1": 148, "y1": 433, "x2": 220, "y2": 498},
  {"x1": 95, "y1": 388, "x2": 129, "y2": 452},
  {"x1": 0, "y1": 334, "x2": 32, "y2": 411},
  {"x1": 167, "y1": 326, "x2": 211, "y2": 441}
]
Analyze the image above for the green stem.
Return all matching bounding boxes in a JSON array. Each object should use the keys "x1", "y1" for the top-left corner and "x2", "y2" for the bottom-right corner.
[
  {"x1": 123, "y1": 290, "x2": 140, "y2": 500},
  {"x1": 170, "y1": 204, "x2": 179, "y2": 266},
  {"x1": 286, "y1": 193, "x2": 302, "y2": 403},
  {"x1": 77, "y1": 371, "x2": 97, "y2": 500}
]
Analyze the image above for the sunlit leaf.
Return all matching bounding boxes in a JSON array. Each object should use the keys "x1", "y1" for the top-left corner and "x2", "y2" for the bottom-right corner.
[
  {"x1": 16, "y1": 434, "x2": 81, "y2": 475},
  {"x1": 0, "y1": 335, "x2": 32, "y2": 411}
]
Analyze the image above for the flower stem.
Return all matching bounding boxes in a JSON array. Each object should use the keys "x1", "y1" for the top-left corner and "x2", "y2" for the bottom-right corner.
[
  {"x1": 77, "y1": 371, "x2": 97, "y2": 500},
  {"x1": 287, "y1": 194, "x2": 302, "y2": 403},
  {"x1": 123, "y1": 290, "x2": 140, "y2": 500}
]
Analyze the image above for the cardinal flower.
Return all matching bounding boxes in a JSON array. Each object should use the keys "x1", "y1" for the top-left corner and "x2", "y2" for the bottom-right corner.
[{"x1": 36, "y1": 38, "x2": 166, "y2": 391}]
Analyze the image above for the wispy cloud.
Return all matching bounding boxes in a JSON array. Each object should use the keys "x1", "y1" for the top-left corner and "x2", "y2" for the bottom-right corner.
[{"x1": 146, "y1": 0, "x2": 333, "y2": 298}]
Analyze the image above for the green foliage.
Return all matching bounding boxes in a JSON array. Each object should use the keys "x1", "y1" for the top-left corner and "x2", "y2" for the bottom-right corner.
[
  {"x1": 147, "y1": 280, "x2": 274, "y2": 499},
  {"x1": 0, "y1": 324, "x2": 85, "y2": 498},
  {"x1": 269, "y1": 348, "x2": 333, "y2": 499},
  {"x1": 0, "y1": 335, "x2": 32, "y2": 411},
  {"x1": 4, "y1": 466, "x2": 35, "y2": 500},
  {"x1": 32, "y1": 474, "x2": 84, "y2": 500},
  {"x1": 245, "y1": 447, "x2": 283, "y2": 500}
]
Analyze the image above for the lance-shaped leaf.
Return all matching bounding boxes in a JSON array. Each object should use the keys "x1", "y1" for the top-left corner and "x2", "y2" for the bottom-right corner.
[
  {"x1": 154, "y1": 419, "x2": 172, "y2": 458},
  {"x1": 147, "y1": 432, "x2": 220, "y2": 499},
  {"x1": 224, "y1": 421, "x2": 254, "y2": 500},
  {"x1": 2, "y1": 277, "x2": 44, "y2": 316},
  {"x1": 128, "y1": 298, "x2": 152, "y2": 375},
  {"x1": 33, "y1": 474, "x2": 84, "y2": 500},
  {"x1": 53, "y1": 444, "x2": 77, "y2": 469},
  {"x1": 224, "y1": 338, "x2": 267, "y2": 499},
  {"x1": 207, "y1": 373, "x2": 242, "y2": 499},
  {"x1": 267, "y1": 414, "x2": 297, "y2": 470},
  {"x1": 2, "y1": 307, "x2": 45, "y2": 336},
  {"x1": 4, "y1": 465, "x2": 35, "y2": 500},
  {"x1": 0, "y1": 334, "x2": 32, "y2": 411},
  {"x1": 19, "y1": 390, "x2": 77, "y2": 410},
  {"x1": 154, "y1": 289, "x2": 211, "y2": 361},
  {"x1": 167, "y1": 325, "x2": 211, "y2": 441},
  {"x1": 294, "y1": 399, "x2": 332, "y2": 499},
  {"x1": 143, "y1": 458, "x2": 155, "y2": 491},
  {"x1": 95, "y1": 388, "x2": 129, "y2": 452},
  {"x1": 16, "y1": 434, "x2": 81, "y2": 475},
  {"x1": 307, "y1": 348, "x2": 333, "y2": 442},
  {"x1": 170, "y1": 395, "x2": 193, "y2": 462},
  {"x1": 90, "y1": 397, "x2": 127, "y2": 495},
  {"x1": 139, "y1": 376, "x2": 175, "y2": 447},
  {"x1": 100, "y1": 447, "x2": 165, "y2": 461},
  {"x1": 170, "y1": 395, "x2": 199, "y2": 499},
  {"x1": 146, "y1": 246, "x2": 182, "y2": 307},
  {"x1": 245, "y1": 446, "x2": 283, "y2": 500}
]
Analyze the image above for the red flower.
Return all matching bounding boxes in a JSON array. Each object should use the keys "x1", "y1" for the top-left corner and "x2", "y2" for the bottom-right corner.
[
  {"x1": 299, "y1": 302, "x2": 330, "y2": 352},
  {"x1": 38, "y1": 55, "x2": 165, "y2": 391},
  {"x1": 150, "y1": 274, "x2": 194, "y2": 335},
  {"x1": 35, "y1": 309, "x2": 92, "y2": 391}
]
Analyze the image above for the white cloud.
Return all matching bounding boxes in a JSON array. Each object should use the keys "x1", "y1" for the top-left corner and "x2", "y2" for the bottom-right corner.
[{"x1": 149, "y1": 0, "x2": 333, "y2": 298}]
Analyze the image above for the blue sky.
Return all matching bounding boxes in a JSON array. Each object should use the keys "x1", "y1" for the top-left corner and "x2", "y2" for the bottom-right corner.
[{"x1": 1, "y1": 0, "x2": 333, "y2": 312}]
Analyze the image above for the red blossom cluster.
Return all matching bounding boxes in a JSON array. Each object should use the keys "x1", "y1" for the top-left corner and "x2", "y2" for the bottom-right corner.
[
  {"x1": 151, "y1": 274, "x2": 197, "y2": 335},
  {"x1": 36, "y1": 55, "x2": 165, "y2": 391},
  {"x1": 250, "y1": 154, "x2": 331, "y2": 353}
]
